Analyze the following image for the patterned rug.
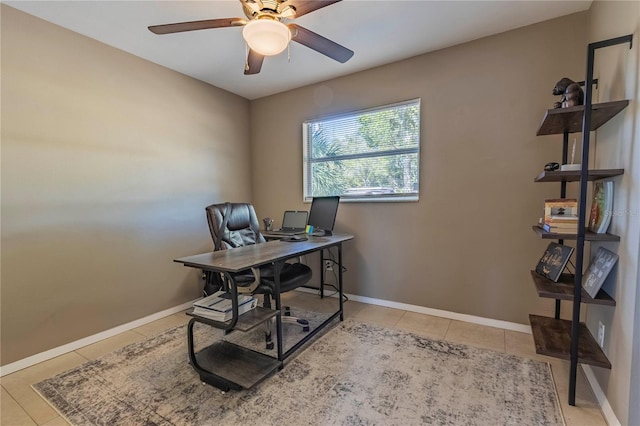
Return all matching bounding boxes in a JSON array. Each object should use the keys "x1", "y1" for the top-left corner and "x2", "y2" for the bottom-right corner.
[{"x1": 34, "y1": 319, "x2": 564, "y2": 425}]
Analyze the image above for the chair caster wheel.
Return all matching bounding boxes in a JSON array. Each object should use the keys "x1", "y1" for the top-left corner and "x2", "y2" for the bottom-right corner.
[
  {"x1": 266, "y1": 342, "x2": 274, "y2": 350},
  {"x1": 297, "y1": 319, "x2": 310, "y2": 332}
]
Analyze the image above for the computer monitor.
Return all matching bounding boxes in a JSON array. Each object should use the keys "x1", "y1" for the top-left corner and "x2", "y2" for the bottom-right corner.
[{"x1": 307, "y1": 196, "x2": 340, "y2": 236}]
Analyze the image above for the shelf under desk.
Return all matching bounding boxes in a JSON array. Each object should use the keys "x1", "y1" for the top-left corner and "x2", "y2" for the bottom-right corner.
[{"x1": 195, "y1": 341, "x2": 282, "y2": 389}]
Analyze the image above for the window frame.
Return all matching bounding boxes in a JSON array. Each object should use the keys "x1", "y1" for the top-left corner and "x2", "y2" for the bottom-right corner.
[{"x1": 302, "y1": 98, "x2": 421, "y2": 203}]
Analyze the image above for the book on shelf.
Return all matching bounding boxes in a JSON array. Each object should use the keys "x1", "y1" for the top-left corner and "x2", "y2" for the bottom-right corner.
[
  {"x1": 192, "y1": 291, "x2": 257, "y2": 321},
  {"x1": 535, "y1": 242, "x2": 574, "y2": 282},
  {"x1": 545, "y1": 215, "x2": 579, "y2": 224},
  {"x1": 582, "y1": 247, "x2": 618, "y2": 298},
  {"x1": 542, "y1": 223, "x2": 578, "y2": 234},
  {"x1": 194, "y1": 290, "x2": 253, "y2": 311},
  {"x1": 544, "y1": 220, "x2": 579, "y2": 227},
  {"x1": 588, "y1": 181, "x2": 614, "y2": 234},
  {"x1": 193, "y1": 297, "x2": 258, "y2": 321}
]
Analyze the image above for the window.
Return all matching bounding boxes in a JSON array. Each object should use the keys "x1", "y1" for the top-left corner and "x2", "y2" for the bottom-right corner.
[{"x1": 303, "y1": 99, "x2": 420, "y2": 202}]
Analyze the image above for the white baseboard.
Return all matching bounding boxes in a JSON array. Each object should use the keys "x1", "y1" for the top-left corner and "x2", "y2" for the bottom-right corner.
[
  {"x1": 582, "y1": 365, "x2": 621, "y2": 426},
  {"x1": 296, "y1": 287, "x2": 531, "y2": 334},
  {"x1": 0, "y1": 300, "x2": 197, "y2": 377}
]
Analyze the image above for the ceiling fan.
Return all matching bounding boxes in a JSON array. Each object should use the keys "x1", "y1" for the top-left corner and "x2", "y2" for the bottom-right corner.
[{"x1": 148, "y1": 0, "x2": 354, "y2": 75}]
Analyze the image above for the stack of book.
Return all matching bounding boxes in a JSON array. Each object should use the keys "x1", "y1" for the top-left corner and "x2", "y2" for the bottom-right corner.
[
  {"x1": 543, "y1": 198, "x2": 579, "y2": 234},
  {"x1": 192, "y1": 291, "x2": 258, "y2": 321}
]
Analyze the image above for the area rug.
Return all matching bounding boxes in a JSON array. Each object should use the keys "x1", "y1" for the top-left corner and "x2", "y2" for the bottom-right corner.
[{"x1": 34, "y1": 319, "x2": 564, "y2": 425}]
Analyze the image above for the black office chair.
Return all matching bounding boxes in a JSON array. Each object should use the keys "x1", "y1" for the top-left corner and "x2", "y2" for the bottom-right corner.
[{"x1": 204, "y1": 202, "x2": 312, "y2": 348}]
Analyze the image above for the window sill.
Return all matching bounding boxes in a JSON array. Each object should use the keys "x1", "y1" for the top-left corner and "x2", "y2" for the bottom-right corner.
[{"x1": 304, "y1": 195, "x2": 419, "y2": 203}]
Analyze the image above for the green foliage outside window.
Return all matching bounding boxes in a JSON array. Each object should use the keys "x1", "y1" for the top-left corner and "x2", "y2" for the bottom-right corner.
[{"x1": 303, "y1": 99, "x2": 420, "y2": 201}]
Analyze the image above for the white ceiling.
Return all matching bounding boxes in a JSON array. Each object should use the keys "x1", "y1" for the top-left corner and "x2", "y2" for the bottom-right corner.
[{"x1": 5, "y1": 0, "x2": 592, "y2": 100}]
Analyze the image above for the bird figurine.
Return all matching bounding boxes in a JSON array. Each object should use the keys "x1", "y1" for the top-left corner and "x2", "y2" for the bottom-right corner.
[{"x1": 552, "y1": 77, "x2": 584, "y2": 108}]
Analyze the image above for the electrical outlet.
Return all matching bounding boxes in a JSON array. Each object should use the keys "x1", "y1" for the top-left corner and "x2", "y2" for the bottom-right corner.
[
  {"x1": 324, "y1": 260, "x2": 333, "y2": 271},
  {"x1": 597, "y1": 321, "x2": 605, "y2": 347}
]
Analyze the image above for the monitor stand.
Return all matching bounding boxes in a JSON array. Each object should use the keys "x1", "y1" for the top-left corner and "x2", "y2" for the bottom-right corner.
[{"x1": 311, "y1": 229, "x2": 332, "y2": 236}]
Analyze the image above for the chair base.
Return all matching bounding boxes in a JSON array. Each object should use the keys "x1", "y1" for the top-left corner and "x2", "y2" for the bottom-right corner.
[
  {"x1": 283, "y1": 316, "x2": 310, "y2": 332},
  {"x1": 264, "y1": 307, "x2": 310, "y2": 349},
  {"x1": 282, "y1": 306, "x2": 310, "y2": 332}
]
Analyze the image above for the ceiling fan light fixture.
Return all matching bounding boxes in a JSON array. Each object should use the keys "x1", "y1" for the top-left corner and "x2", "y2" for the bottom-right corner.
[{"x1": 242, "y1": 19, "x2": 291, "y2": 56}]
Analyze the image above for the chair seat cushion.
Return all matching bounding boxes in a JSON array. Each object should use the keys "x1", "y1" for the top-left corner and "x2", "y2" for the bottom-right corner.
[
  {"x1": 234, "y1": 262, "x2": 312, "y2": 294},
  {"x1": 264, "y1": 262, "x2": 313, "y2": 293}
]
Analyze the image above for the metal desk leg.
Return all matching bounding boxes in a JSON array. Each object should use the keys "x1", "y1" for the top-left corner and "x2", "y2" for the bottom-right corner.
[
  {"x1": 319, "y1": 249, "x2": 325, "y2": 298},
  {"x1": 338, "y1": 243, "x2": 344, "y2": 321},
  {"x1": 186, "y1": 318, "x2": 240, "y2": 392},
  {"x1": 273, "y1": 260, "x2": 284, "y2": 362}
]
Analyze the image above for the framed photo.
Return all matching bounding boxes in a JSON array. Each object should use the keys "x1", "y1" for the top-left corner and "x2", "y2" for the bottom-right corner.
[
  {"x1": 544, "y1": 198, "x2": 578, "y2": 223},
  {"x1": 535, "y1": 242, "x2": 574, "y2": 282},
  {"x1": 582, "y1": 247, "x2": 618, "y2": 298}
]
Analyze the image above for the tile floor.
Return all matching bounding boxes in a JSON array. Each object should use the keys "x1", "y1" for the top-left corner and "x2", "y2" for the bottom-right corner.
[{"x1": 1, "y1": 292, "x2": 607, "y2": 425}]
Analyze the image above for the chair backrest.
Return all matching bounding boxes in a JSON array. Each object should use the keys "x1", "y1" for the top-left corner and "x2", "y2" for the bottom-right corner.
[{"x1": 205, "y1": 202, "x2": 266, "y2": 251}]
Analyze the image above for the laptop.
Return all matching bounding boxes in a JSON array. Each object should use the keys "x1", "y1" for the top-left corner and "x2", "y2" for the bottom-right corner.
[{"x1": 267, "y1": 210, "x2": 308, "y2": 236}]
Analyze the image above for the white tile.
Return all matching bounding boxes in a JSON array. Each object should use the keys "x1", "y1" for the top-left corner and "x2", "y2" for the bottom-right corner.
[
  {"x1": 444, "y1": 320, "x2": 505, "y2": 352},
  {"x1": 394, "y1": 311, "x2": 451, "y2": 340},
  {"x1": 351, "y1": 304, "x2": 404, "y2": 327},
  {"x1": 1, "y1": 386, "x2": 37, "y2": 426},
  {"x1": 75, "y1": 330, "x2": 145, "y2": 360}
]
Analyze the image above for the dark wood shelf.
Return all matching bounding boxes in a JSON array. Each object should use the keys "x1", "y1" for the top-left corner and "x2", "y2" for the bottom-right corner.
[
  {"x1": 530, "y1": 270, "x2": 615, "y2": 306},
  {"x1": 534, "y1": 168, "x2": 624, "y2": 182},
  {"x1": 195, "y1": 341, "x2": 281, "y2": 389},
  {"x1": 536, "y1": 100, "x2": 629, "y2": 135},
  {"x1": 187, "y1": 306, "x2": 278, "y2": 332},
  {"x1": 529, "y1": 314, "x2": 611, "y2": 369},
  {"x1": 532, "y1": 226, "x2": 620, "y2": 241}
]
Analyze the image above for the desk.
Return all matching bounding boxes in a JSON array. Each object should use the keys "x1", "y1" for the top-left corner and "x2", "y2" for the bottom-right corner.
[{"x1": 174, "y1": 233, "x2": 353, "y2": 391}]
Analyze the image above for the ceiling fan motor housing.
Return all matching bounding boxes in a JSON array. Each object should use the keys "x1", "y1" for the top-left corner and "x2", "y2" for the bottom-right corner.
[{"x1": 243, "y1": 0, "x2": 296, "y2": 20}]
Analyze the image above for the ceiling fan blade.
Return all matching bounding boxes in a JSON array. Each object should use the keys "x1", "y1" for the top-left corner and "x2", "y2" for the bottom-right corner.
[
  {"x1": 244, "y1": 49, "x2": 265, "y2": 75},
  {"x1": 284, "y1": 0, "x2": 342, "y2": 18},
  {"x1": 148, "y1": 18, "x2": 245, "y2": 35},
  {"x1": 289, "y1": 24, "x2": 353, "y2": 63}
]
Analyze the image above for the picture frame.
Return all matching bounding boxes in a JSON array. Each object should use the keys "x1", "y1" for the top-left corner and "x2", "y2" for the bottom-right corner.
[
  {"x1": 544, "y1": 198, "x2": 578, "y2": 224},
  {"x1": 535, "y1": 242, "x2": 574, "y2": 282},
  {"x1": 582, "y1": 247, "x2": 618, "y2": 298}
]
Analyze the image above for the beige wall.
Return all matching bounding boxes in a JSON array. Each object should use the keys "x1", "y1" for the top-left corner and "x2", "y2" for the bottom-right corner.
[
  {"x1": 585, "y1": 2, "x2": 640, "y2": 425},
  {"x1": 251, "y1": 13, "x2": 588, "y2": 324},
  {"x1": 1, "y1": 5, "x2": 252, "y2": 364},
  {"x1": 3, "y1": 3, "x2": 638, "y2": 421}
]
